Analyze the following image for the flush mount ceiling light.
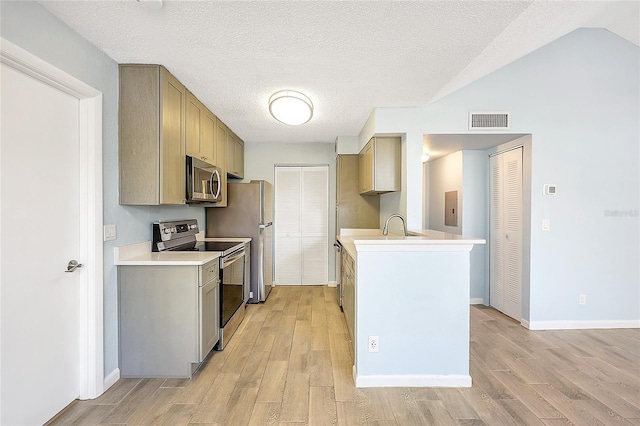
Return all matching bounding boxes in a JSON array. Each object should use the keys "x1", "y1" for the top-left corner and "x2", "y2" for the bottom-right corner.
[{"x1": 269, "y1": 90, "x2": 313, "y2": 125}]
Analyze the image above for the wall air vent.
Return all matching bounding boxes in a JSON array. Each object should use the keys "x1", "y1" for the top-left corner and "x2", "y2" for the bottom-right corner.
[{"x1": 469, "y1": 112, "x2": 510, "y2": 130}]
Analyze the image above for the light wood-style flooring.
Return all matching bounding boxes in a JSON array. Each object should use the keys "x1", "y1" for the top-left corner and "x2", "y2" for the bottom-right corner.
[{"x1": 49, "y1": 286, "x2": 640, "y2": 425}]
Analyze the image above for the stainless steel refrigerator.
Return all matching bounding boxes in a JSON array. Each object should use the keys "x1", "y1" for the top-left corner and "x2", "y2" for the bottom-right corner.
[{"x1": 206, "y1": 180, "x2": 273, "y2": 303}]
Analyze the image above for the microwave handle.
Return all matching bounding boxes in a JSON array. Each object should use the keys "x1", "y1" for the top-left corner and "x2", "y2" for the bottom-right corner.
[{"x1": 211, "y1": 169, "x2": 221, "y2": 199}]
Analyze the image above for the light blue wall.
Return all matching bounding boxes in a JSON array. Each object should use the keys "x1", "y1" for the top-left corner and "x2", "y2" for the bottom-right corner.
[
  {"x1": 423, "y1": 29, "x2": 639, "y2": 324},
  {"x1": 243, "y1": 141, "x2": 336, "y2": 280},
  {"x1": 1, "y1": 1, "x2": 206, "y2": 376},
  {"x1": 462, "y1": 150, "x2": 487, "y2": 302}
]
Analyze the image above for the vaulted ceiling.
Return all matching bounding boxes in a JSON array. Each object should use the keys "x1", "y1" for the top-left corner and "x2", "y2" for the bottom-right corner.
[{"x1": 40, "y1": 1, "x2": 639, "y2": 144}]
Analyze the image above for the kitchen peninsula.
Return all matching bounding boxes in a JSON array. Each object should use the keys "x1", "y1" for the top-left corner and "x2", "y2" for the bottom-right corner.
[{"x1": 337, "y1": 228, "x2": 485, "y2": 388}]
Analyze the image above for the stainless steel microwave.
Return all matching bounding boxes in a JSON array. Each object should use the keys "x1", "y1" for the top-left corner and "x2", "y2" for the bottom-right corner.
[{"x1": 186, "y1": 156, "x2": 223, "y2": 204}]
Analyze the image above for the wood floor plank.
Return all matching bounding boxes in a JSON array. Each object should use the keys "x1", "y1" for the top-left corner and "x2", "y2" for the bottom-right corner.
[
  {"x1": 222, "y1": 386, "x2": 259, "y2": 425},
  {"x1": 556, "y1": 368, "x2": 640, "y2": 418},
  {"x1": 415, "y1": 400, "x2": 459, "y2": 426},
  {"x1": 309, "y1": 386, "x2": 338, "y2": 425},
  {"x1": 248, "y1": 402, "x2": 280, "y2": 425},
  {"x1": 495, "y1": 399, "x2": 546, "y2": 425},
  {"x1": 530, "y1": 383, "x2": 607, "y2": 426},
  {"x1": 460, "y1": 387, "x2": 521, "y2": 425},
  {"x1": 189, "y1": 373, "x2": 239, "y2": 423},
  {"x1": 434, "y1": 388, "x2": 480, "y2": 421},
  {"x1": 309, "y1": 349, "x2": 334, "y2": 387},
  {"x1": 335, "y1": 400, "x2": 367, "y2": 425},
  {"x1": 491, "y1": 370, "x2": 563, "y2": 419},
  {"x1": 383, "y1": 387, "x2": 429, "y2": 424},
  {"x1": 279, "y1": 372, "x2": 310, "y2": 423},
  {"x1": 237, "y1": 349, "x2": 270, "y2": 389},
  {"x1": 357, "y1": 388, "x2": 396, "y2": 422},
  {"x1": 256, "y1": 360, "x2": 288, "y2": 403},
  {"x1": 46, "y1": 401, "x2": 115, "y2": 426},
  {"x1": 100, "y1": 378, "x2": 164, "y2": 424}
]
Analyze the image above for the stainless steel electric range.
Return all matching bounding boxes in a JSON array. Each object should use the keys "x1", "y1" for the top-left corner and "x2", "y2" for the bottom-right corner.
[{"x1": 152, "y1": 219, "x2": 247, "y2": 350}]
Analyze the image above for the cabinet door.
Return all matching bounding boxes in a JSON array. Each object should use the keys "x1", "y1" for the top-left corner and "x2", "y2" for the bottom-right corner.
[
  {"x1": 185, "y1": 91, "x2": 202, "y2": 160},
  {"x1": 199, "y1": 277, "x2": 219, "y2": 361},
  {"x1": 226, "y1": 131, "x2": 236, "y2": 176},
  {"x1": 235, "y1": 137, "x2": 244, "y2": 179},
  {"x1": 202, "y1": 110, "x2": 216, "y2": 165},
  {"x1": 213, "y1": 118, "x2": 228, "y2": 207},
  {"x1": 358, "y1": 141, "x2": 374, "y2": 194},
  {"x1": 159, "y1": 68, "x2": 186, "y2": 204}
]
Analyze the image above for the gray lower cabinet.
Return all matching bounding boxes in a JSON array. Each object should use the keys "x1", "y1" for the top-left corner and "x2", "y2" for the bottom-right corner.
[
  {"x1": 342, "y1": 250, "x2": 355, "y2": 343},
  {"x1": 119, "y1": 259, "x2": 219, "y2": 378}
]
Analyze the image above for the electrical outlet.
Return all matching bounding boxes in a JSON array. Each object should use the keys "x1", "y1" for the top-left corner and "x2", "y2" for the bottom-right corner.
[
  {"x1": 542, "y1": 219, "x2": 550, "y2": 231},
  {"x1": 368, "y1": 336, "x2": 379, "y2": 353},
  {"x1": 579, "y1": 294, "x2": 586, "y2": 305},
  {"x1": 249, "y1": 291, "x2": 254, "y2": 299}
]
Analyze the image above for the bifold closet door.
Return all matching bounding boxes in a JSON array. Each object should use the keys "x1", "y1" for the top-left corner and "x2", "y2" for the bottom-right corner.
[
  {"x1": 274, "y1": 166, "x2": 328, "y2": 286},
  {"x1": 489, "y1": 147, "x2": 523, "y2": 320}
]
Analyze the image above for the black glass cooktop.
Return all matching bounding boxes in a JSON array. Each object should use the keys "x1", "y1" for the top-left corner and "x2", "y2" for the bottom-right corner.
[{"x1": 199, "y1": 241, "x2": 243, "y2": 252}]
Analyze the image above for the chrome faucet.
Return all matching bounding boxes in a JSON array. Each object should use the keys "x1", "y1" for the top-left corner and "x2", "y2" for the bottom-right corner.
[{"x1": 382, "y1": 214, "x2": 408, "y2": 236}]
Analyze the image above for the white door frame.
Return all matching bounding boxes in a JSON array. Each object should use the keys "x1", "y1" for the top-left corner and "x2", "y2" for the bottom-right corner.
[{"x1": 0, "y1": 38, "x2": 104, "y2": 399}]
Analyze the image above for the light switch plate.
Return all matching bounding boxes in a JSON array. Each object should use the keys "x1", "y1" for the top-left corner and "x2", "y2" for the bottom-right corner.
[
  {"x1": 104, "y1": 224, "x2": 117, "y2": 241},
  {"x1": 542, "y1": 219, "x2": 550, "y2": 231}
]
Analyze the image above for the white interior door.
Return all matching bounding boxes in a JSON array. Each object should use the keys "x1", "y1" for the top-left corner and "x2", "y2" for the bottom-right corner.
[
  {"x1": 489, "y1": 147, "x2": 523, "y2": 320},
  {"x1": 274, "y1": 167, "x2": 302, "y2": 285},
  {"x1": 274, "y1": 166, "x2": 328, "y2": 286},
  {"x1": 301, "y1": 167, "x2": 328, "y2": 285},
  {"x1": 1, "y1": 63, "x2": 82, "y2": 424}
]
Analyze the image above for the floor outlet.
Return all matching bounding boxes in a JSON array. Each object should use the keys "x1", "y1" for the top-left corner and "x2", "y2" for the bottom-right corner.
[
  {"x1": 579, "y1": 294, "x2": 586, "y2": 305},
  {"x1": 368, "y1": 336, "x2": 379, "y2": 353}
]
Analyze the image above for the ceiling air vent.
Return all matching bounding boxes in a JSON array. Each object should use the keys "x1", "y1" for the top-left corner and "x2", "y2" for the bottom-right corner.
[{"x1": 469, "y1": 111, "x2": 510, "y2": 130}]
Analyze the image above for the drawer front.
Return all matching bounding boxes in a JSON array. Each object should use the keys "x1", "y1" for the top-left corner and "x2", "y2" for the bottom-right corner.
[{"x1": 201, "y1": 258, "x2": 220, "y2": 284}]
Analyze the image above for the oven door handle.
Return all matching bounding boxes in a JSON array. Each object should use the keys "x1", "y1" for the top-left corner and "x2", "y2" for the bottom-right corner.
[{"x1": 221, "y1": 250, "x2": 245, "y2": 268}]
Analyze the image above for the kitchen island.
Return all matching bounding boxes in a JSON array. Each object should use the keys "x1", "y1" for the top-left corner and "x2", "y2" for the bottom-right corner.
[{"x1": 337, "y1": 228, "x2": 485, "y2": 388}]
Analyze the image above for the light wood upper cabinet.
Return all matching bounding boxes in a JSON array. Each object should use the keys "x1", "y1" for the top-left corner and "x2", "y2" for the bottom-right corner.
[
  {"x1": 226, "y1": 130, "x2": 244, "y2": 179},
  {"x1": 212, "y1": 117, "x2": 228, "y2": 207},
  {"x1": 119, "y1": 65, "x2": 186, "y2": 205},
  {"x1": 186, "y1": 91, "x2": 217, "y2": 166},
  {"x1": 358, "y1": 137, "x2": 401, "y2": 195}
]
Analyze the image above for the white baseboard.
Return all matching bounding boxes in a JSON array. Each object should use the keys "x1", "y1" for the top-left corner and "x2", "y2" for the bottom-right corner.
[
  {"x1": 327, "y1": 281, "x2": 337, "y2": 288},
  {"x1": 520, "y1": 319, "x2": 530, "y2": 329},
  {"x1": 355, "y1": 373, "x2": 472, "y2": 388},
  {"x1": 470, "y1": 298, "x2": 484, "y2": 305},
  {"x1": 527, "y1": 319, "x2": 640, "y2": 330},
  {"x1": 103, "y1": 368, "x2": 120, "y2": 392}
]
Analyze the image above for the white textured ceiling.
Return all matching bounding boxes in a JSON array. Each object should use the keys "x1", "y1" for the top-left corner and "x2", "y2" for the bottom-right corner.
[{"x1": 40, "y1": 1, "x2": 639, "y2": 145}]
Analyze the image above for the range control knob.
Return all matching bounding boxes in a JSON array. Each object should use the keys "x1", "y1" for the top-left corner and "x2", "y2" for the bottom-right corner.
[
  {"x1": 190, "y1": 224, "x2": 198, "y2": 230},
  {"x1": 163, "y1": 227, "x2": 171, "y2": 234}
]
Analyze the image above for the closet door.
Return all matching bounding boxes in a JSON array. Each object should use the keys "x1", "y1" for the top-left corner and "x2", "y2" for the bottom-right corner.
[
  {"x1": 274, "y1": 166, "x2": 329, "y2": 286},
  {"x1": 302, "y1": 167, "x2": 329, "y2": 285},
  {"x1": 274, "y1": 167, "x2": 302, "y2": 285},
  {"x1": 490, "y1": 147, "x2": 523, "y2": 320}
]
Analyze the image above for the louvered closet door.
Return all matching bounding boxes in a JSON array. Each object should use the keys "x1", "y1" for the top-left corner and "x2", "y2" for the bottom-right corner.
[
  {"x1": 490, "y1": 147, "x2": 522, "y2": 320},
  {"x1": 302, "y1": 167, "x2": 329, "y2": 285},
  {"x1": 274, "y1": 167, "x2": 302, "y2": 285},
  {"x1": 274, "y1": 166, "x2": 329, "y2": 286}
]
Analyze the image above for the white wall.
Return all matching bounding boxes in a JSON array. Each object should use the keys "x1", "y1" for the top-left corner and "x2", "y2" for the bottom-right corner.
[
  {"x1": 423, "y1": 29, "x2": 639, "y2": 325},
  {"x1": 0, "y1": 1, "x2": 207, "y2": 377},
  {"x1": 243, "y1": 141, "x2": 337, "y2": 281}
]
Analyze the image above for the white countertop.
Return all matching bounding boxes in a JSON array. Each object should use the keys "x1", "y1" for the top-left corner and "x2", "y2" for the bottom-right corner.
[
  {"x1": 337, "y1": 228, "x2": 485, "y2": 257},
  {"x1": 114, "y1": 237, "x2": 251, "y2": 266}
]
